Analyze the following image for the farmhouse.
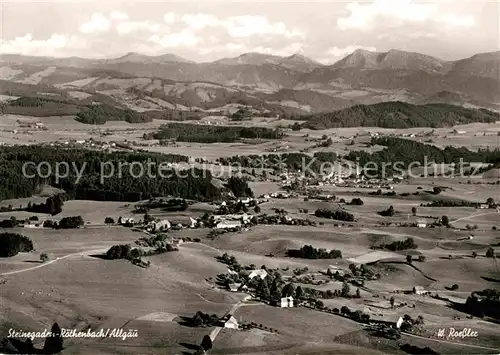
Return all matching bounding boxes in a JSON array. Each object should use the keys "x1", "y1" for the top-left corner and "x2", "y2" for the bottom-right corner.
[
  {"x1": 228, "y1": 283, "x2": 242, "y2": 292},
  {"x1": 413, "y1": 286, "x2": 428, "y2": 295},
  {"x1": 222, "y1": 315, "x2": 239, "y2": 329},
  {"x1": 216, "y1": 220, "x2": 242, "y2": 229},
  {"x1": 417, "y1": 221, "x2": 427, "y2": 228},
  {"x1": 280, "y1": 296, "x2": 294, "y2": 308},
  {"x1": 248, "y1": 269, "x2": 268, "y2": 280},
  {"x1": 150, "y1": 219, "x2": 171, "y2": 231}
]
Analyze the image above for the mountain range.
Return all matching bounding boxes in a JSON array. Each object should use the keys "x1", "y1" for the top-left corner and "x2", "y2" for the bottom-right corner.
[{"x1": 0, "y1": 48, "x2": 499, "y2": 118}]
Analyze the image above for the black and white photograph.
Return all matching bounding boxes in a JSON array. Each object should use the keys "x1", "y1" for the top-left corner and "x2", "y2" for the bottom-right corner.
[{"x1": 0, "y1": 0, "x2": 499, "y2": 354}]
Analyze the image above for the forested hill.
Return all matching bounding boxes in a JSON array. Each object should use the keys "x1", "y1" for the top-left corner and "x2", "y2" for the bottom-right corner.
[
  {"x1": 0, "y1": 146, "x2": 253, "y2": 202},
  {"x1": 302, "y1": 102, "x2": 500, "y2": 129}
]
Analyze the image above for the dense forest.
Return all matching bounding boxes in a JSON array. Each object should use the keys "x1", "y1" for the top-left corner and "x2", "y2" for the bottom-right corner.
[
  {"x1": 287, "y1": 245, "x2": 342, "y2": 259},
  {"x1": 302, "y1": 102, "x2": 500, "y2": 129},
  {"x1": 75, "y1": 104, "x2": 150, "y2": 124},
  {"x1": 346, "y1": 137, "x2": 500, "y2": 175},
  {"x1": 0, "y1": 145, "x2": 240, "y2": 202},
  {"x1": 146, "y1": 123, "x2": 284, "y2": 143},
  {"x1": 0, "y1": 233, "x2": 34, "y2": 257}
]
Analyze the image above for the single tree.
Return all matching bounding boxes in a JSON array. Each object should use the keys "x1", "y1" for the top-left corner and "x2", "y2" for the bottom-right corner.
[
  {"x1": 294, "y1": 285, "x2": 304, "y2": 300},
  {"x1": 441, "y1": 215, "x2": 450, "y2": 227},
  {"x1": 406, "y1": 255, "x2": 413, "y2": 264},
  {"x1": 390, "y1": 296, "x2": 395, "y2": 309},
  {"x1": 43, "y1": 322, "x2": 63, "y2": 353},
  {"x1": 411, "y1": 207, "x2": 417, "y2": 216},
  {"x1": 341, "y1": 281, "x2": 350, "y2": 297},
  {"x1": 200, "y1": 334, "x2": 213, "y2": 351}
]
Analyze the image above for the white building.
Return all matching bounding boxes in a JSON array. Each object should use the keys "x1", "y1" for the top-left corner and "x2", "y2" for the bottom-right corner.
[
  {"x1": 228, "y1": 283, "x2": 242, "y2": 292},
  {"x1": 413, "y1": 286, "x2": 427, "y2": 295},
  {"x1": 417, "y1": 221, "x2": 427, "y2": 228},
  {"x1": 154, "y1": 219, "x2": 171, "y2": 231},
  {"x1": 224, "y1": 315, "x2": 239, "y2": 329},
  {"x1": 396, "y1": 316, "x2": 404, "y2": 329},
  {"x1": 216, "y1": 221, "x2": 242, "y2": 229},
  {"x1": 248, "y1": 269, "x2": 268, "y2": 280},
  {"x1": 280, "y1": 296, "x2": 294, "y2": 308}
]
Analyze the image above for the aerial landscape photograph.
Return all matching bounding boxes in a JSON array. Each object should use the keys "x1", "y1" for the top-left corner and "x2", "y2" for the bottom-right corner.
[{"x1": 0, "y1": 0, "x2": 500, "y2": 354}]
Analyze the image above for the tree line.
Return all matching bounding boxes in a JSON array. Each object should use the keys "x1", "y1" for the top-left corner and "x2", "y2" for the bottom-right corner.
[
  {"x1": 315, "y1": 209, "x2": 355, "y2": 222},
  {"x1": 302, "y1": 102, "x2": 500, "y2": 129},
  {"x1": 146, "y1": 122, "x2": 284, "y2": 143},
  {"x1": 347, "y1": 136, "x2": 500, "y2": 175},
  {"x1": 287, "y1": 245, "x2": 342, "y2": 259},
  {"x1": 0, "y1": 145, "x2": 236, "y2": 202}
]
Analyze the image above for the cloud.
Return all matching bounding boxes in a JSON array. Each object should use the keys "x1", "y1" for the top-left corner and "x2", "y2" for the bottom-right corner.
[
  {"x1": 250, "y1": 42, "x2": 304, "y2": 57},
  {"x1": 182, "y1": 14, "x2": 219, "y2": 29},
  {"x1": 149, "y1": 29, "x2": 201, "y2": 48},
  {"x1": 327, "y1": 45, "x2": 377, "y2": 58},
  {"x1": 337, "y1": 0, "x2": 475, "y2": 30},
  {"x1": 179, "y1": 13, "x2": 305, "y2": 39},
  {"x1": 80, "y1": 13, "x2": 111, "y2": 34},
  {"x1": 116, "y1": 21, "x2": 161, "y2": 35},
  {"x1": 110, "y1": 11, "x2": 129, "y2": 21},
  {"x1": 163, "y1": 12, "x2": 176, "y2": 24},
  {"x1": 0, "y1": 33, "x2": 86, "y2": 56},
  {"x1": 225, "y1": 15, "x2": 305, "y2": 38}
]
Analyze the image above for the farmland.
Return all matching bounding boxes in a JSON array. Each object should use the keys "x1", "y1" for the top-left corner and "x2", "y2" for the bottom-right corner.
[{"x1": 1, "y1": 107, "x2": 500, "y2": 354}]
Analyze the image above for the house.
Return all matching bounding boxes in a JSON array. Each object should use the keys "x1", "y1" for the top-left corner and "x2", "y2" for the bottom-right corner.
[
  {"x1": 153, "y1": 219, "x2": 171, "y2": 231},
  {"x1": 120, "y1": 217, "x2": 135, "y2": 225},
  {"x1": 237, "y1": 197, "x2": 253, "y2": 205},
  {"x1": 223, "y1": 315, "x2": 239, "y2": 329},
  {"x1": 189, "y1": 217, "x2": 197, "y2": 228},
  {"x1": 228, "y1": 283, "x2": 242, "y2": 292},
  {"x1": 396, "y1": 316, "x2": 404, "y2": 329},
  {"x1": 478, "y1": 204, "x2": 489, "y2": 209},
  {"x1": 413, "y1": 286, "x2": 427, "y2": 295},
  {"x1": 248, "y1": 269, "x2": 268, "y2": 280},
  {"x1": 280, "y1": 296, "x2": 294, "y2": 308},
  {"x1": 216, "y1": 221, "x2": 241, "y2": 229},
  {"x1": 417, "y1": 222, "x2": 427, "y2": 228}
]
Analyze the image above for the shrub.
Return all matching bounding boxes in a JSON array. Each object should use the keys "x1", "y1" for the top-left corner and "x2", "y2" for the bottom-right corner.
[
  {"x1": 40, "y1": 252, "x2": 49, "y2": 263},
  {"x1": 104, "y1": 217, "x2": 115, "y2": 224},
  {"x1": 58, "y1": 216, "x2": 84, "y2": 229}
]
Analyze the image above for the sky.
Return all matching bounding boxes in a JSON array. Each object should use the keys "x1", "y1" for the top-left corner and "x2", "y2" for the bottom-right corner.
[{"x1": 0, "y1": 0, "x2": 498, "y2": 64}]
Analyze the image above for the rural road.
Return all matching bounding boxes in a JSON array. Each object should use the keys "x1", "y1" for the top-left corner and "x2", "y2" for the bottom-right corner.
[
  {"x1": 451, "y1": 211, "x2": 499, "y2": 224},
  {"x1": 403, "y1": 331, "x2": 500, "y2": 352},
  {"x1": 0, "y1": 249, "x2": 108, "y2": 277}
]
